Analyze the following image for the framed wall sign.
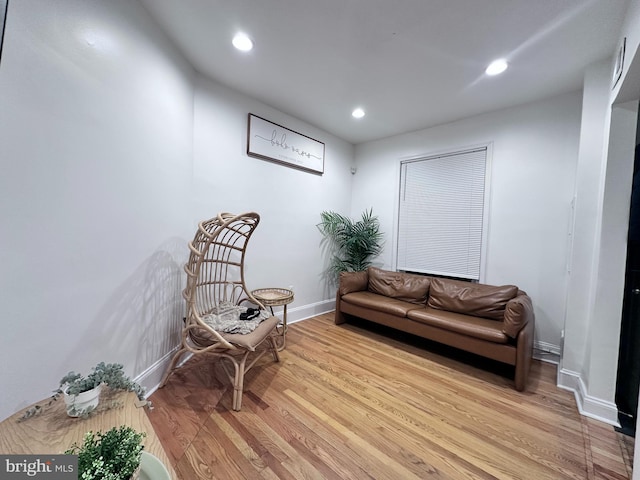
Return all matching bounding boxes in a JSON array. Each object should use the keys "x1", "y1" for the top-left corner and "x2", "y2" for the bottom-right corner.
[
  {"x1": 0, "y1": 0, "x2": 7, "y2": 65},
  {"x1": 612, "y1": 37, "x2": 626, "y2": 89},
  {"x1": 247, "y1": 113, "x2": 325, "y2": 174}
]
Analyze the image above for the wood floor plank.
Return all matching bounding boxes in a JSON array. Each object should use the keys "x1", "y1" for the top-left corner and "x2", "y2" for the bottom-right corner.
[{"x1": 149, "y1": 313, "x2": 633, "y2": 479}]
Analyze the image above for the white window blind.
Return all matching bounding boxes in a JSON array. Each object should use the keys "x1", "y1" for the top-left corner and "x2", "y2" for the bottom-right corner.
[{"x1": 397, "y1": 147, "x2": 487, "y2": 280}]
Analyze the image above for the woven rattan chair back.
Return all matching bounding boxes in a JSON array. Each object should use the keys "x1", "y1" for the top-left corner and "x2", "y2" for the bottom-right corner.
[
  {"x1": 186, "y1": 212, "x2": 259, "y2": 335},
  {"x1": 160, "y1": 212, "x2": 280, "y2": 410}
]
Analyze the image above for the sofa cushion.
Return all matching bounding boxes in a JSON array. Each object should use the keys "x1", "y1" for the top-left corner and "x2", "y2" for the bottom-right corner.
[
  {"x1": 341, "y1": 291, "x2": 418, "y2": 317},
  {"x1": 339, "y1": 270, "x2": 369, "y2": 295},
  {"x1": 367, "y1": 267, "x2": 430, "y2": 305},
  {"x1": 427, "y1": 278, "x2": 518, "y2": 320},
  {"x1": 407, "y1": 307, "x2": 509, "y2": 344}
]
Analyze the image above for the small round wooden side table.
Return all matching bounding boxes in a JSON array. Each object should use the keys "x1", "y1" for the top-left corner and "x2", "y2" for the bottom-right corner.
[{"x1": 252, "y1": 288, "x2": 294, "y2": 351}]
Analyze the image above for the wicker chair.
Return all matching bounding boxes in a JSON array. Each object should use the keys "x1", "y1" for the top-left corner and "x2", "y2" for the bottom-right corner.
[{"x1": 160, "y1": 212, "x2": 280, "y2": 411}]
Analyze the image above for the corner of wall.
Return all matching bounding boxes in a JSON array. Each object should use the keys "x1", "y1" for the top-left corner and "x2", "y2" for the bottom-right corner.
[{"x1": 557, "y1": 368, "x2": 620, "y2": 426}]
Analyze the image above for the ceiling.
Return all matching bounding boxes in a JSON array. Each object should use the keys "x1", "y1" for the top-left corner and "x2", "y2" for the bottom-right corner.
[{"x1": 140, "y1": 0, "x2": 630, "y2": 145}]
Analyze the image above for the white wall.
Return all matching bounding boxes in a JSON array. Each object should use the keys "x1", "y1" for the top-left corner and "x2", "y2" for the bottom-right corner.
[
  {"x1": 353, "y1": 92, "x2": 582, "y2": 353},
  {"x1": 0, "y1": 0, "x2": 354, "y2": 422},
  {"x1": 560, "y1": 0, "x2": 640, "y2": 426},
  {"x1": 0, "y1": 0, "x2": 195, "y2": 420},
  {"x1": 561, "y1": 61, "x2": 613, "y2": 394},
  {"x1": 192, "y1": 75, "x2": 354, "y2": 313},
  {"x1": 561, "y1": 96, "x2": 637, "y2": 426},
  {"x1": 589, "y1": 101, "x2": 636, "y2": 401}
]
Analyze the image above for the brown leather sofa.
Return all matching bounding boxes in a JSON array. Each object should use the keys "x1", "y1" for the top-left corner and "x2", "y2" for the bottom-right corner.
[{"x1": 335, "y1": 267, "x2": 535, "y2": 391}]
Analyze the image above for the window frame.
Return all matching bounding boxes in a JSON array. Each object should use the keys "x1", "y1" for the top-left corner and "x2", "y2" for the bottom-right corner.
[{"x1": 392, "y1": 143, "x2": 492, "y2": 282}]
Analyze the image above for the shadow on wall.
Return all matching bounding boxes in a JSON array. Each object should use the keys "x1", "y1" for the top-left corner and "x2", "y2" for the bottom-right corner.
[
  {"x1": 61, "y1": 237, "x2": 187, "y2": 380},
  {"x1": 318, "y1": 237, "x2": 338, "y2": 300}
]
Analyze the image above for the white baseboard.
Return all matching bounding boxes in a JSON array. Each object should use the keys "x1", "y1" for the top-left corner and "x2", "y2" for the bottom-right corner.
[
  {"x1": 533, "y1": 341, "x2": 560, "y2": 364},
  {"x1": 557, "y1": 366, "x2": 580, "y2": 392},
  {"x1": 268, "y1": 298, "x2": 335, "y2": 325},
  {"x1": 557, "y1": 368, "x2": 620, "y2": 427},
  {"x1": 134, "y1": 347, "x2": 183, "y2": 399}
]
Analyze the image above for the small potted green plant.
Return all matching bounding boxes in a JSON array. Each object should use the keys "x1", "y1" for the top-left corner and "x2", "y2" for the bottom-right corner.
[
  {"x1": 65, "y1": 426, "x2": 146, "y2": 480},
  {"x1": 60, "y1": 362, "x2": 147, "y2": 417},
  {"x1": 18, "y1": 362, "x2": 148, "y2": 421}
]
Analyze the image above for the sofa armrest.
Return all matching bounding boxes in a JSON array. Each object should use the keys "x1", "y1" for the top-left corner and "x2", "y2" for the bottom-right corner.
[
  {"x1": 515, "y1": 315, "x2": 534, "y2": 391},
  {"x1": 503, "y1": 292, "x2": 534, "y2": 339},
  {"x1": 335, "y1": 290, "x2": 346, "y2": 324},
  {"x1": 338, "y1": 270, "x2": 369, "y2": 295}
]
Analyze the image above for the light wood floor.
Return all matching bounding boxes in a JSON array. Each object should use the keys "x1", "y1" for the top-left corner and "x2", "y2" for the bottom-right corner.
[{"x1": 148, "y1": 313, "x2": 633, "y2": 479}]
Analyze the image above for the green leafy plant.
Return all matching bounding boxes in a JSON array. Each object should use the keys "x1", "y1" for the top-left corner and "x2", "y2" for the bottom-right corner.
[
  {"x1": 65, "y1": 426, "x2": 146, "y2": 480},
  {"x1": 317, "y1": 209, "x2": 384, "y2": 282},
  {"x1": 18, "y1": 362, "x2": 148, "y2": 421},
  {"x1": 60, "y1": 362, "x2": 145, "y2": 399}
]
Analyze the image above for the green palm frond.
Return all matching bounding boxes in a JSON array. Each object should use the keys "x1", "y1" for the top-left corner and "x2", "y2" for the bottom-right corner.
[{"x1": 317, "y1": 208, "x2": 384, "y2": 282}]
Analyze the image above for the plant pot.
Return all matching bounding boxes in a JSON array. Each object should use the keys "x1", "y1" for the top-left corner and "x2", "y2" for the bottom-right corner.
[
  {"x1": 63, "y1": 384, "x2": 102, "y2": 417},
  {"x1": 137, "y1": 452, "x2": 171, "y2": 480}
]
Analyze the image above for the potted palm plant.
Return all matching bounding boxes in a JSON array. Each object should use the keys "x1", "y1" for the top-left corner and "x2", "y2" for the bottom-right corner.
[{"x1": 317, "y1": 208, "x2": 384, "y2": 282}]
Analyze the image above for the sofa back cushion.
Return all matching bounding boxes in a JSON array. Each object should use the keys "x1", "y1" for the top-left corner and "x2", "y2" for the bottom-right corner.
[
  {"x1": 339, "y1": 270, "x2": 369, "y2": 295},
  {"x1": 367, "y1": 267, "x2": 430, "y2": 305},
  {"x1": 427, "y1": 278, "x2": 518, "y2": 320}
]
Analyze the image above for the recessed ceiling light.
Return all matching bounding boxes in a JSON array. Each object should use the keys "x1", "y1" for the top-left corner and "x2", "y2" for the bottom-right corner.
[
  {"x1": 352, "y1": 108, "x2": 365, "y2": 119},
  {"x1": 232, "y1": 32, "x2": 253, "y2": 52},
  {"x1": 486, "y1": 59, "x2": 508, "y2": 76}
]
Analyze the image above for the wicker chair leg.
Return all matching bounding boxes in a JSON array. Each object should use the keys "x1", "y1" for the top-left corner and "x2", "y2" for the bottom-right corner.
[
  {"x1": 159, "y1": 346, "x2": 188, "y2": 388},
  {"x1": 232, "y1": 353, "x2": 249, "y2": 411},
  {"x1": 269, "y1": 336, "x2": 281, "y2": 362}
]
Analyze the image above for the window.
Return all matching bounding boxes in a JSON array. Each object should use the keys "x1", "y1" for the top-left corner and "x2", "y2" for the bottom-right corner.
[{"x1": 396, "y1": 147, "x2": 488, "y2": 280}]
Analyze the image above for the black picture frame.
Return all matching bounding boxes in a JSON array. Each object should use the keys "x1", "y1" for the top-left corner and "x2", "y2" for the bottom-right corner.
[
  {"x1": 0, "y1": 0, "x2": 7, "y2": 66},
  {"x1": 612, "y1": 37, "x2": 626, "y2": 89},
  {"x1": 247, "y1": 113, "x2": 325, "y2": 175}
]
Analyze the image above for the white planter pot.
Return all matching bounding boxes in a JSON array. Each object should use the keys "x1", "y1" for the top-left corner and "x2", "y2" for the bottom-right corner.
[
  {"x1": 138, "y1": 452, "x2": 171, "y2": 480},
  {"x1": 63, "y1": 384, "x2": 102, "y2": 417}
]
